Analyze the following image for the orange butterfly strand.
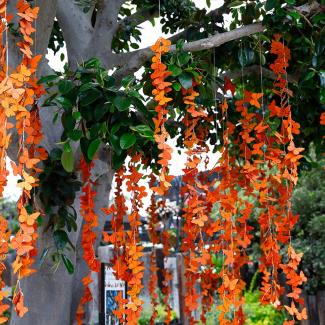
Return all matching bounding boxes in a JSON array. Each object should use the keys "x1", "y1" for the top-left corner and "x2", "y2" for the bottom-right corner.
[
  {"x1": 102, "y1": 167, "x2": 128, "y2": 280},
  {"x1": 148, "y1": 175, "x2": 159, "y2": 324},
  {"x1": 9, "y1": 0, "x2": 46, "y2": 317},
  {"x1": 77, "y1": 157, "x2": 101, "y2": 324},
  {"x1": 123, "y1": 154, "x2": 146, "y2": 325},
  {"x1": 0, "y1": 5, "x2": 11, "y2": 314},
  {"x1": 150, "y1": 37, "x2": 174, "y2": 196},
  {"x1": 214, "y1": 100, "x2": 245, "y2": 325},
  {"x1": 102, "y1": 167, "x2": 128, "y2": 322},
  {"x1": 269, "y1": 35, "x2": 307, "y2": 321},
  {"x1": 150, "y1": 37, "x2": 174, "y2": 323},
  {"x1": 180, "y1": 82, "x2": 212, "y2": 323}
]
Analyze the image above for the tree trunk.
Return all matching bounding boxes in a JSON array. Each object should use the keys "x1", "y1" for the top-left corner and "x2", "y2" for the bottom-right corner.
[{"x1": 10, "y1": 165, "x2": 114, "y2": 325}]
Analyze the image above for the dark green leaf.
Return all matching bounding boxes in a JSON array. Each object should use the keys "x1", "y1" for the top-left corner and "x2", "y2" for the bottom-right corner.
[
  {"x1": 130, "y1": 125, "x2": 154, "y2": 139},
  {"x1": 38, "y1": 248, "x2": 49, "y2": 267},
  {"x1": 265, "y1": 0, "x2": 277, "y2": 11},
  {"x1": 79, "y1": 87, "x2": 102, "y2": 106},
  {"x1": 61, "y1": 150, "x2": 74, "y2": 172},
  {"x1": 178, "y1": 72, "x2": 193, "y2": 89},
  {"x1": 37, "y1": 74, "x2": 59, "y2": 84},
  {"x1": 172, "y1": 82, "x2": 182, "y2": 91},
  {"x1": 58, "y1": 80, "x2": 74, "y2": 95},
  {"x1": 53, "y1": 230, "x2": 69, "y2": 250},
  {"x1": 87, "y1": 138, "x2": 101, "y2": 160},
  {"x1": 113, "y1": 95, "x2": 131, "y2": 111},
  {"x1": 168, "y1": 64, "x2": 182, "y2": 77},
  {"x1": 61, "y1": 254, "x2": 74, "y2": 274},
  {"x1": 120, "y1": 133, "x2": 136, "y2": 149}
]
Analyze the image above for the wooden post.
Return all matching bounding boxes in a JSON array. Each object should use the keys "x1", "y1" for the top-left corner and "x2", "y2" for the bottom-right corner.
[
  {"x1": 317, "y1": 291, "x2": 325, "y2": 325},
  {"x1": 176, "y1": 253, "x2": 189, "y2": 325}
]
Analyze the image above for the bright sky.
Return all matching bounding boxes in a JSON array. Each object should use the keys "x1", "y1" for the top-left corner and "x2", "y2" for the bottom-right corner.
[{"x1": 4, "y1": 0, "x2": 223, "y2": 199}]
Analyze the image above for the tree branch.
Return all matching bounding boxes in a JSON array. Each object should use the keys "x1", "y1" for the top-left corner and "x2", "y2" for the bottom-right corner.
[
  {"x1": 56, "y1": 0, "x2": 93, "y2": 66},
  {"x1": 110, "y1": 22, "x2": 264, "y2": 80},
  {"x1": 90, "y1": 0, "x2": 126, "y2": 55},
  {"x1": 118, "y1": 6, "x2": 158, "y2": 28},
  {"x1": 294, "y1": 1, "x2": 323, "y2": 16},
  {"x1": 223, "y1": 65, "x2": 299, "y2": 84}
]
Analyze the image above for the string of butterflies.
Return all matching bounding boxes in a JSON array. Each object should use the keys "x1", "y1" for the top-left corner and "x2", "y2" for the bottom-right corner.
[{"x1": 0, "y1": 1, "x2": 310, "y2": 325}]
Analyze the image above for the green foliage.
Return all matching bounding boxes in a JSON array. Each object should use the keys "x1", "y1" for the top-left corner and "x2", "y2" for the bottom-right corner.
[
  {"x1": 139, "y1": 304, "x2": 177, "y2": 325},
  {"x1": 0, "y1": 198, "x2": 19, "y2": 234},
  {"x1": 40, "y1": 58, "x2": 159, "y2": 170},
  {"x1": 36, "y1": 148, "x2": 81, "y2": 273},
  {"x1": 243, "y1": 290, "x2": 287, "y2": 325},
  {"x1": 292, "y1": 164, "x2": 325, "y2": 294},
  {"x1": 196, "y1": 289, "x2": 286, "y2": 325}
]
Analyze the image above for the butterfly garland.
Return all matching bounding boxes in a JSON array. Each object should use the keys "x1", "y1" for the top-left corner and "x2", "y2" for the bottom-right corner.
[
  {"x1": 0, "y1": 5, "x2": 12, "y2": 320},
  {"x1": 0, "y1": 6, "x2": 310, "y2": 322},
  {"x1": 0, "y1": 0, "x2": 46, "y2": 319}
]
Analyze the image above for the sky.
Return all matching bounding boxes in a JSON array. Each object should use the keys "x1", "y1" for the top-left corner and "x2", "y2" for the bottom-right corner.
[{"x1": 4, "y1": 0, "x2": 223, "y2": 199}]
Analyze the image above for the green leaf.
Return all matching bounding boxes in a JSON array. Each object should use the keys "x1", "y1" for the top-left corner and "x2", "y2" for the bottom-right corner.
[
  {"x1": 58, "y1": 80, "x2": 74, "y2": 95},
  {"x1": 80, "y1": 138, "x2": 91, "y2": 163},
  {"x1": 130, "y1": 43, "x2": 140, "y2": 49},
  {"x1": 288, "y1": 11, "x2": 300, "y2": 20},
  {"x1": 112, "y1": 151, "x2": 127, "y2": 169},
  {"x1": 238, "y1": 47, "x2": 255, "y2": 67},
  {"x1": 62, "y1": 113, "x2": 76, "y2": 131},
  {"x1": 84, "y1": 58, "x2": 101, "y2": 69},
  {"x1": 178, "y1": 72, "x2": 193, "y2": 89},
  {"x1": 121, "y1": 75, "x2": 135, "y2": 88},
  {"x1": 120, "y1": 133, "x2": 136, "y2": 150},
  {"x1": 38, "y1": 248, "x2": 49, "y2": 267},
  {"x1": 72, "y1": 111, "x2": 81, "y2": 120},
  {"x1": 63, "y1": 142, "x2": 72, "y2": 153},
  {"x1": 113, "y1": 95, "x2": 131, "y2": 111},
  {"x1": 172, "y1": 82, "x2": 181, "y2": 91},
  {"x1": 130, "y1": 125, "x2": 154, "y2": 139},
  {"x1": 177, "y1": 52, "x2": 191, "y2": 66},
  {"x1": 61, "y1": 254, "x2": 74, "y2": 274},
  {"x1": 168, "y1": 64, "x2": 182, "y2": 77},
  {"x1": 87, "y1": 138, "x2": 101, "y2": 160},
  {"x1": 79, "y1": 87, "x2": 102, "y2": 106},
  {"x1": 265, "y1": 0, "x2": 277, "y2": 11},
  {"x1": 68, "y1": 129, "x2": 83, "y2": 141},
  {"x1": 37, "y1": 74, "x2": 59, "y2": 84},
  {"x1": 94, "y1": 102, "x2": 111, "y2": 121},
  {"x1": 54, "y1": 96, "x2": 73, "y2": 112},
  {"x1": 111, "y1": 123, "x2": 121, "y2": 135},
  {"x1": 53, "y1": 230, "x2": 69, "y2": 250},
  {"x1": 61, "y1": 150, "x2": 74, "y2": 172}
]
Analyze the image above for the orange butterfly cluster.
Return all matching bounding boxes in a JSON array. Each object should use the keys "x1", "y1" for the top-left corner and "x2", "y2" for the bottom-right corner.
[
  {"x1": 180, "y1": 84, "x2": 211, "y2": 323},
  {"x1": 0, "y1": 216, "x2": 10, "y2": 324},
  {"x1": 102, "y1": 156, "x2": 147, "y2": 324},
  {"x1": 147, "y1": 175, "x2": 159, "y2": 324},
  {"x1": 122, "y1": 155, "x2": 147, "y2": 324},
  {"x1": 102, "y1": 167, "x2": 129, "y2": 323},
  {"x1": 77, "y1": 158, "x2": 101, "y2": 324},
  {"x1": 0, "y1": 0, "x2": 45, "y2": 319},
  {"x1": 150, "y1": 37, "x2": 174, "y2": 196}
]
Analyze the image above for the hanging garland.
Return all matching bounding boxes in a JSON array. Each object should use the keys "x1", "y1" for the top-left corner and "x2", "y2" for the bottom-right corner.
[
  {"x1": 77, "y1": 157, "x2": 100, "y2": 319},
  {"x1": 0, "y1": 0, "x2": 46, "y2": 318},
  {"x1": 0, "y1": 3, "x2": 312, "y2": 321}
]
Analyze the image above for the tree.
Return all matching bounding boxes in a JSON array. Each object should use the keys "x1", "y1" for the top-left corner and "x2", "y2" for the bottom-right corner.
[{"x1": 4, "y1": 1, "x2": 324, "y2": 325}]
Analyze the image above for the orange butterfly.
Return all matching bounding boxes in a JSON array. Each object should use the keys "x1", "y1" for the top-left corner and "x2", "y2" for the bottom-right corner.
[
  {"x1": 250, "y1": 93, "x2": 263, "y2": 108},
  {"x1": 18, "y1": 208, "x2": 39, "y2": 226},
  {"x1": 223, "y1": 275, "x2": 239, "y2": 291},
  {"x1": 13, "y1": 290, "x2": 29, "y2": 318},
  {"x1": 19, "y1": 148, "x2": 40, "y2": 169},
  {"x1": 17, "y1": 170, "x2": 36, "y2": 191}
]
